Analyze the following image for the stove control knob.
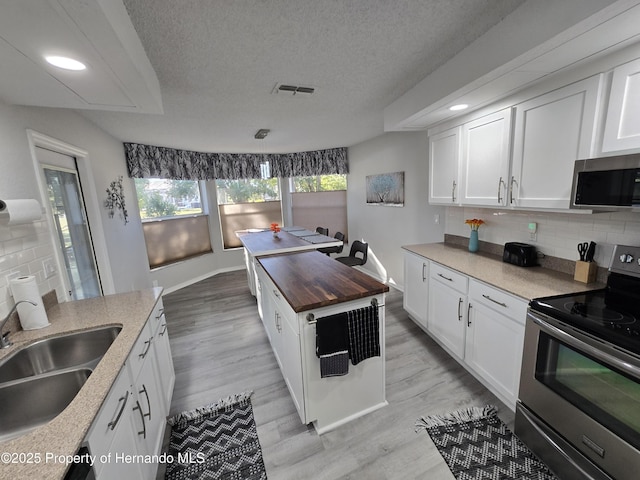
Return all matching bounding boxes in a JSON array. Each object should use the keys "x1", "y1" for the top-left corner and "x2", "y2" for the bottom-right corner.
[{"x1": 619, "y1": 253, "x2": 634, "y2": 263}]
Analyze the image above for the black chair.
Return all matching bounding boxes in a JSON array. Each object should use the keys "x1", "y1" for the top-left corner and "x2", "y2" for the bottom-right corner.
[
  {"x1": 318, "y1": 232, "x2": 345, "y2": 256},
  {"x1": 316, "y1": 227, "x2": 329, "y2": 236},
  {"x1": 335, "y1": 240, "x2": 368, "y2": 267}
]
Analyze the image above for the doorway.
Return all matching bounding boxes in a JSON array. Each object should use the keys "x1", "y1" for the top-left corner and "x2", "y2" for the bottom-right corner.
[{"x1": 37, "y1": 147, "x2": 102, "y2": 300}]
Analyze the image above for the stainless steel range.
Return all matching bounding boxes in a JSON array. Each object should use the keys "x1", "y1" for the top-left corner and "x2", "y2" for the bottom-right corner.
[{"x1": 516, "y1": 244, "x2": 640, "y2": 480}]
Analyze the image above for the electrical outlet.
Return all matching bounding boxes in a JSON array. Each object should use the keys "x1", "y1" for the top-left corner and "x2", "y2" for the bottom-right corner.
[
  {"x1": 42, "y1": 257, "x2": 57, "y2": 279},
  {"x1": 434, "y1": 214, "x2": 440, "y2": 224}
]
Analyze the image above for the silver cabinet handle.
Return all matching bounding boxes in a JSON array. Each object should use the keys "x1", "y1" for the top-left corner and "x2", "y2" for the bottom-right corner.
[
  {"x1": 482, "y1": 294, "x2": 507, "y2": 308},
  {"x1": 510, "y1": 176, "x2": 516, "y2": 204},
  {"x1": 108, "y1": 390, "x2": 129, "y2": 430},
  {"x1": 438, "y1": 273, "x2": 453, "y2": 282},
  {"x1": 467, "y1": 303, "x2": 472, "y2": 327},
  {"x1": 139, "y1": 338, "x2": 152, "y2": 358},
  {"x1": 452, "y1": 180, "x2": 457, "y2": 202},
  {"x1": 275, "y1": 312, "x2": 281, "y2": 333},
  {"x1": 422, "y1": 263, "x2": 427, "y2": 282},
  {"x1": 497, "y1": 177, "x2": 506, "y2": 204},
  {"x1": 133, "y1": 400, "x2": 147, "y2": 439},
  {"x1": 156, "y1": 308, "x2": 164, "y2": 320},
  {"x1": 457, "y1": 298, "x2": 463, "y2": 322},
  {"x1": 160, "y1": 323, "x2": 168, "y2": 336},
  {"x1": 273, "y1": 289, "x2": 280, "y2": 299},
  {"x1": 139, "y1": 384, "x2": 151, "y2": 420}
]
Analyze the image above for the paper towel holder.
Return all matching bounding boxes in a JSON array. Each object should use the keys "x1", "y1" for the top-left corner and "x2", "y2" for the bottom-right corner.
[{"x1": 0, "y1": 199, "x2": 42, "y2": 226}]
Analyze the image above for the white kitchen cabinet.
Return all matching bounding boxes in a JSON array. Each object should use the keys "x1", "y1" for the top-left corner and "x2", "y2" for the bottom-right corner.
[
  {"x1": 403, "y1": 250, "x2": 429, "y2": 330},
  {"x1": 510, "y1": 75, "x2": 602, "y2": 209},
  {"x1": 465, "y1": 280, "x2": 526, "y2": 409},
  {"x1": 460, "y1": 108, "x2": 513, "y2": 206},
  {"x1": 280, "y1": 309, "x2": 305, "y2": 422},
  {"x1": 602, "y1": 57, "x2": 640, "y2": 153},
  {"x1": 428, "y1": 126, "x2": 461, "y2": 205},
  {"x1": 427, "y1": 263, "x2": 468, "y2": 359},
  {"x1": 86, "y1": 301, "x2": 174, "y2": 480}
]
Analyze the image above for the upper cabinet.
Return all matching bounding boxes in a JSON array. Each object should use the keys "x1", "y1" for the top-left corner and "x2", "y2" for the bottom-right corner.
[
  {"x1": 460, "y1": 108, "x2": 512, "y2": 207},
  {"x1": 428, "y1": 126, "x2": 461, "y2": 205},
  {"x1": 602, "y1": 58, "x2": 640, "y2": 153}
]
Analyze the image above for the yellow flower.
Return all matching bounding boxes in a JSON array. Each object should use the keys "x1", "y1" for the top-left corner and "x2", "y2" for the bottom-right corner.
[{"x1": 465, "y1": 218, "x2": 485, "y2": 231}]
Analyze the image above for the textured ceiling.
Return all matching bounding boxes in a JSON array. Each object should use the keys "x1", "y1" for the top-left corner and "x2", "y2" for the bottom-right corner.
[{"x1": 78, "y1": 0, "x2": 527, "y2": 153}]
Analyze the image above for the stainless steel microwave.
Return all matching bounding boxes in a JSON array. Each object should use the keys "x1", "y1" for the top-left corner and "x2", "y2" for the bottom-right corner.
[{"x1": 571, "y1": 153, "x2": 640, "y2": 210}]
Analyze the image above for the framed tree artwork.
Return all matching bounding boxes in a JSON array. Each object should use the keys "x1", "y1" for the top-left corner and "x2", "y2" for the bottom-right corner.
[{"x1": 366, "y1": 171, "x2": 404, "y2": 206}]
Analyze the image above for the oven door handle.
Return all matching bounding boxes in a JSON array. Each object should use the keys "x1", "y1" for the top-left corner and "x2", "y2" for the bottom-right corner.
[{"x1": 531, "y1": 313, "x2": 640, "y2": 378}]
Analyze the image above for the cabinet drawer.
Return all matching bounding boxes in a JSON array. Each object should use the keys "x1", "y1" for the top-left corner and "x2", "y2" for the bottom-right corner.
[
  {"x1": 430, "y1": 262, "x2": 468, "y2": 294},
  {"x1": 469, "y1": 280, "x2": 527, "y2": 325},
  {"x1": 128, "y1": 320, "x2": 153, "y2": 382}
]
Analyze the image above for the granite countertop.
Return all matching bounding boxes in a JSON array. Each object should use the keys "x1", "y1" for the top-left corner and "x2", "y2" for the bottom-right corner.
[
  {"x1": 0, "y1": 287, "x2": 163, "y2": 480},
  {"x1": 257, "y1": 250, "x2": 389, "y2": 312},
  {"x1": 403, "y1": 243, "x2": 605, "y2": 300}
]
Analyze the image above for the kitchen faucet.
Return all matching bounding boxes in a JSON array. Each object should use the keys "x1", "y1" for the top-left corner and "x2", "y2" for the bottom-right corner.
[{"x1": 0, "y1": 300, "x2": 37, "y2": 349}]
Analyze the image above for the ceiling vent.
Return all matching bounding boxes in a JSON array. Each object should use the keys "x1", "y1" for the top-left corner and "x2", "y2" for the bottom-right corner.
[{"x1": 272, "y1": 83, "x2": 315, "y2": 96}]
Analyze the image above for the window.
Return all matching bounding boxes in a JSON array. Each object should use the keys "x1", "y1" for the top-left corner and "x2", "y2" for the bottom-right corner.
[
  {"x1": 133, "y1": 179, "x2": 212, "y2": 269},
  {"x1": 291, "y1": 174, "x2": 347, "y2": 192},
  {"x1": 216, "y1": 178, "x2": 282, "y2": 249},
  {"x1": 134, "y1": 179, "x2": 203, "y2": 219},
  {"x1": 290, "y1": 174, "x2": 348, "y2": 240}
]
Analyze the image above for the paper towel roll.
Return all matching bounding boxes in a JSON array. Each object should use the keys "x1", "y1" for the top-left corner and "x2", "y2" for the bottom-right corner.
[
  {"x1": 10, "y1": 275, "x2": 50, "y2": 330},
  {"x1": 0, "y1": 199, "x2": 42, "y2": 225}
]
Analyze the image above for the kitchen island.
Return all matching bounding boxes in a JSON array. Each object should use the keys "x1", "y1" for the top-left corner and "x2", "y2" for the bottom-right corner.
[
  {"x1": 256, "y1": 250, "x2": 389, "y2": 434},
  {"x1": 237, "y1": 228, "x2": 343, "y2": 295}
]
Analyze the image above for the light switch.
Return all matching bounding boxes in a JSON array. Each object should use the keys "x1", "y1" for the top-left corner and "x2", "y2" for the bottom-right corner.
[{"x1": 43, "y1": 257, "x2": 57, "y2": 279}]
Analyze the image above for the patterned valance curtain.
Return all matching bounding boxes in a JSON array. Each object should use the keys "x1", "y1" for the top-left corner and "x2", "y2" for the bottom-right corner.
[{"x1": 124, "y1": 143, "x2": 348, "y2": 180}]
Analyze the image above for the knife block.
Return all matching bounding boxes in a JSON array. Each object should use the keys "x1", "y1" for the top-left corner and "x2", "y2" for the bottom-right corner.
[{"x1": 574, "y1": 261, "x2": 597, "y2": 283}]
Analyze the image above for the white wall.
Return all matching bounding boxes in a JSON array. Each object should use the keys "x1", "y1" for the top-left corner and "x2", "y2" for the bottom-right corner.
[
  {"x1": 0, "y1": 100, "x2": 150, "y2": 317},
  {"x1": 347, "y1": 132, "x2": 446, "y2": 289}
]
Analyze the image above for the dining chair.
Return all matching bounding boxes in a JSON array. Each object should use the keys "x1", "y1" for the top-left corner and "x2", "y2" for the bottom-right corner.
[
  {"x1": 318, "y1": 232, "x2": 345, "y2": 256},
  {"x1": 335, "y1": 240, "x2": 368, "y2": 266}
]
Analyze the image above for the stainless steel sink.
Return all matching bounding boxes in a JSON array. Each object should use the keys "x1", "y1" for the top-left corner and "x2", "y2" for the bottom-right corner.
[
  {"x1": 0, "y1": 368, "x2": 92, "y2": 442},
  {"x1": 0, "y1": 325, "x2": 121, "y2": 384}
]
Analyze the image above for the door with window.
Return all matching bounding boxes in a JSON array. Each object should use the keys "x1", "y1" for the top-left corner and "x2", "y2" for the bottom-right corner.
[{"x1": 37, "y1": 147, "x2": 102, "y2": 300}]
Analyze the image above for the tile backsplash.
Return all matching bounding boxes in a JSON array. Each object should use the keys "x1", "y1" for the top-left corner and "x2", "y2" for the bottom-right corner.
[
  {"x1": 0, "y1": 219, "x2": 62, "y2": 318},
  {"x1": 445, "y1": 206, "x2": 640, "y2": 268}
]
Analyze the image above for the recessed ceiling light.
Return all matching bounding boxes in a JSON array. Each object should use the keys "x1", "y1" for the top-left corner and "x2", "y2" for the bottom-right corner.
[
  {"x1": 45, "y1": 56, "x2": 86, "y2": 71},
  {"x1": 449, "y1": 104, "x2": 468, "y2": 111}
]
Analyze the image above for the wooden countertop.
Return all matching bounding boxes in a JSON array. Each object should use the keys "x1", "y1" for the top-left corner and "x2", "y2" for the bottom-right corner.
[
  {"x1": 257, "y1": 251, "x2": 389, "y2": 312},
  {"x1": 237, "y1": 229, "x2": 342, "y2": 256},
  {"x1": 403, "y1": 243, "x2": 605, "y2": 300},
  {"x1": 0, "y1": 288, "x2": 162, "y2": 480}
]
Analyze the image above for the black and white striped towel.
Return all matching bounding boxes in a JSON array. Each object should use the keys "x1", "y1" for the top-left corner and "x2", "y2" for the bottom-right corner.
[{"x1": 347, "y1": 306, "x2": 380, "y2": 365}]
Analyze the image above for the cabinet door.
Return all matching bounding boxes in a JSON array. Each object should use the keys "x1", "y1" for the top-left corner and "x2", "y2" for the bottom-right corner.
[
  {"x1": 460, "y1": 108, "x2": 512, "y2": 206},
  {"x1": 403, "y1": 252, "x2": 429, "y2": 329},
  {"x1": 429, "y1": 126, "x2": 461, "y2": 205},
  {"x1": 511, "y1": 75, "x2": 602, "y2": 209},
  {"x1": 95, "y1": 411, "x2": 145, "y2": 480},
  {"x1": 428, "y1": 279, "x2": 466, "y2": 359},
  {"x1": 603, "y1": 58, "x2": 640, "y2": 153},
  {"x1": 154, "y1": 321, "x2": 175, "y2": 415},
  {"x1": 465, "y1": 301, "x2": 525, "y2": 408},
  {"x1": 280, "y1": 310, "x2": 306, "y2": 423}
]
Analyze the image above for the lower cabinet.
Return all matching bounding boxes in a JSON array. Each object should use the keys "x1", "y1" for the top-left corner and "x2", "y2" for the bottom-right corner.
[
  {"x1": 403, "y1": 250, "x2": 429, "y2": 329},
  {"x1": 428, "y1": 263, "x2": 468, "y2": 359},
  {"x1": 407, "y1": 256, "x2": 526, "y2": 410},
  {"x1": 85, "y1": 300, "x2": 174, "y2": 479}
]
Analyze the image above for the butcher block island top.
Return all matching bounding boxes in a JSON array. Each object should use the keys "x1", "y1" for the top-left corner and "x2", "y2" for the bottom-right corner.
[{"x1": 257, "y1": 250, "x2": 389, "y2": 312}]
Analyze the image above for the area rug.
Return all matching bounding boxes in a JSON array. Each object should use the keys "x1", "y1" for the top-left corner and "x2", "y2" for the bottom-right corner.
[
  {"x1": 416, "y1": 405, "x2": 558, "y2": 480},
  {"x1": 165, "y1": 391, "x2": 267, "y2": 480}
]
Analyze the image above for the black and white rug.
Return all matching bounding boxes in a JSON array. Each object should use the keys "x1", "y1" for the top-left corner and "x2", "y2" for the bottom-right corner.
[
  {"x1": 416, "y1": 405, "x2": 558, "y2": 480},
  {"x1": 165, "y1": 391, "x2": 267, "y2": 480}
]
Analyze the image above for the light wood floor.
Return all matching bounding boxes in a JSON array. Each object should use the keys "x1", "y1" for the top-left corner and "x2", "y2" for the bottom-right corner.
[{"x1": 160, "y1": 269, "x2": 513, "y2": 480}]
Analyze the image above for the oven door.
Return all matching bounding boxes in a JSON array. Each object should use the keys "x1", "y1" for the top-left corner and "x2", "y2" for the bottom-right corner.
[{"x1": 517, "y1": 309, "x2": 640, "y2": 480}]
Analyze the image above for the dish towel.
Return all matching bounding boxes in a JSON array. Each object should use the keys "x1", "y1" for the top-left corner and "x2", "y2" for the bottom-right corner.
[
  {"x1": 347, "y1": 306, "x2": 380, "y2": 365},
  {"x1": 316, "y1": 312, "x2": 349, "y2": 377}
]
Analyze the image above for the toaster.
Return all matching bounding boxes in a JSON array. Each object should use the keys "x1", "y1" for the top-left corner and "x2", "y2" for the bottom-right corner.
[{"x1": 503, "y1": 242, "x2": 538, "y2": 267}]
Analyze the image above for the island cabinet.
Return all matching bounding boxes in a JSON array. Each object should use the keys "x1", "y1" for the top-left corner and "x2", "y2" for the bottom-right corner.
[
  {"x1": 602, "y1": 57, "x2": 640, "y2": 153},
  {"x1": 256, "y1": 250, "x2": 389, "y2": 434},
  {"x1": 403, "y1": 250, "x2": 429, "y2": 329}
]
